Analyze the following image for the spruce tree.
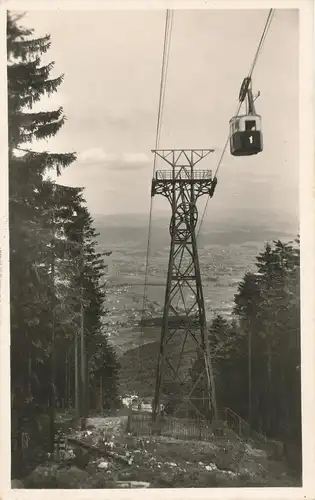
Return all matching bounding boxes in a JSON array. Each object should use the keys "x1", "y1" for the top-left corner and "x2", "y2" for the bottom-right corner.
[
  {"x1": 8, "y1": 12, "x2": 121, "y2": 475},
  {"x1": 8, "y1": 12, "x2": 76, "y2": 474},
  {"x1": 8, "y1": 11, "x2": 76, "y2": 403},
  {"x1": 71, "y1": 205, "x2": 121, "y2": 411},
  {"x1": 232, "y1": 238, "x2": 301, "y2": 446},
  {"x1": 188, "y1": 237, "x2": 300, "y2": 460}
]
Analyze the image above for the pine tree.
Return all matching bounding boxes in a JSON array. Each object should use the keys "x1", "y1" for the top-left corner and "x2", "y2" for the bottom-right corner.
[
  {"x1": 189, "y1": 237, "x2": 300, "y2": 456},
  {"x1": 8, "y1": 11, "x2": 121, "y2": 422},
  {"x1": 8, "y1": 12, "x2": 77, "y2": 474},
  {"x1": 8, "y1": 12, "x2": 76, "y2": 409},
  {"x1": 233, "y1": 238, "x2": 300, "y2": 444},
  {"x1": 73, "y1": 206, "x2": 121, "y2": 411},
  {"x1": 190, "y1": 314, "x2": 236, "y2": 419}
]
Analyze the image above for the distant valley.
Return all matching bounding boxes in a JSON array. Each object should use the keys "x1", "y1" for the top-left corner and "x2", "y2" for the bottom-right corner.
[{"x1": 93, "y1": 210, "x2": 298, "y2": 364}]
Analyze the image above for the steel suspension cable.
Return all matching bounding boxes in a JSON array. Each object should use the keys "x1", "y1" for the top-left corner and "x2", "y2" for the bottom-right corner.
[
  {"x1": 156, "y1": 11, "x2": 173, "y2": 154},
  {"x1": 154, "y1": 10, "x2": 173, "y2": 172},
  {"x1": 247, "y1": 9, "x2": 274, "y2": 80},
  {"x1": 138, "y1": 11, "x2": 173, "y2": 384}
]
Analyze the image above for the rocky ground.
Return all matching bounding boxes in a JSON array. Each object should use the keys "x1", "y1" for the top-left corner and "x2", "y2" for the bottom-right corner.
[{"x1": 14, "y1": 415, "x2": 299, "y2": 489}]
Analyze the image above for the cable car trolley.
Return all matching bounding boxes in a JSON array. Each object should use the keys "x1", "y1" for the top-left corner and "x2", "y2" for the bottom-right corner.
[{"x1": 230, "y1": 77, "x2": 263, "y2": 156}]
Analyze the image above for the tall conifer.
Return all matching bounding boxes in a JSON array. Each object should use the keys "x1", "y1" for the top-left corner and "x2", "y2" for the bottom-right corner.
[
  {"x1": 8, "y1": 12, "x2": 76, "y2": 408},
  {"x1": 8, "y1": 13, "x2": 120, "y2": 475}
]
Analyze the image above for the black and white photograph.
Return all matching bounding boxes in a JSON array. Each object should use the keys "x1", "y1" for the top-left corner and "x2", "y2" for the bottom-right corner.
[{"x1": 1, "y1": 0, "x2": 315, "y2": 496}]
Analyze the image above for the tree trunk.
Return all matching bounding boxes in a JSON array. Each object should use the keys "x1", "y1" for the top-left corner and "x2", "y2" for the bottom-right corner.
[
  {"x1": 80, "y1": 284, "x2": 86, "y2": 425},
  {"x1": 99, "y1": 375, "x2": 103, "y2": 411},
  {"x1": 85, "y1": 349, "x2": 89, "y2": 415},
  {"x1": 74, "y1": 332, "x2": 80, "y2": 418},
  {"x1": 49, "y1": 214, "x2": 56, "y2": 453},
  {"x1": 27, "y1": 353, "x2": 32, "y2": 400},
  {"x1": 267, "y1": 343, "x2": 272, "y2": 434},
  {"x1": 65, "y1": 350, "x2": 69, "y2": 409},
  {"x1": 248, "y1": 328, "x2": 252, "y2": 434}
]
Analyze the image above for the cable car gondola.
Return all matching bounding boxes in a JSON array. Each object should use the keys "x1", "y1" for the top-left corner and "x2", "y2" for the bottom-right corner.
[{"x1": 230, "y1": 77, "x2": 263, "y2": 156}]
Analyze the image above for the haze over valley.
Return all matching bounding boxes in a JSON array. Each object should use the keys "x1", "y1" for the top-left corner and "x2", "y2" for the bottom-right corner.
[{"x1": 95, "y1": 209, "x2": 298, "y2": 357}]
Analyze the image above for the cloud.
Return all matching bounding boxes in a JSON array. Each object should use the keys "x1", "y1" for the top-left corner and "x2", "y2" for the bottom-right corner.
[
  {"x1": 77, "y1": 148, "x2": 151, "y2": 171},
  {"x1": 104, "y1": 109, "x2": 131, "y2": 128},
  {"x1": 121, "y1": 152, "x2": 150, "y2": 164},
  {"x1": 78, "y1": 148, "x2": 116, "y2": 163}
]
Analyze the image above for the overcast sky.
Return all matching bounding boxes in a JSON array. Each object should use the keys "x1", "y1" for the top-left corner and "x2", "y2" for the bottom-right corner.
[{"x1": 20, "y1": 8, "x2": 298, "y2": 225}]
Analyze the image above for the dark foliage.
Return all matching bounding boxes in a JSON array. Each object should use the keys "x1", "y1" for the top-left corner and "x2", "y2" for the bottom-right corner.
[
  {"x1": 190, "y1": 238, "x2": 301, "y2": 473},
  {"x1": 8, "y1": 12, "x2": 120, "y2": 477}
]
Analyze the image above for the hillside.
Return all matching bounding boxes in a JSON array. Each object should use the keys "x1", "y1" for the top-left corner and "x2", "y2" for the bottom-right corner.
[
  {"x1": 118, "y1": 329, "x2": 202, "y2": 397},
  {"x1": 21, "y1": 415, "x2": 300, "y2": 488}
]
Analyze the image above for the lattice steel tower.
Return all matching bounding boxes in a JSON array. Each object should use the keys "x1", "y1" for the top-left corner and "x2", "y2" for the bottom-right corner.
[{"x1": 151, "y1": 149, "x2": 218, "y2": 422}]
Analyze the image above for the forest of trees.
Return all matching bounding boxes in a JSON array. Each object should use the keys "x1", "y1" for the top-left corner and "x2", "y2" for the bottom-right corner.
[
  {"x1": 8, "y1": 12, "x2": 120, "y2": 475},
  {"x1": 190, "y1": 238, "x2": 301, "y2": 467}
]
